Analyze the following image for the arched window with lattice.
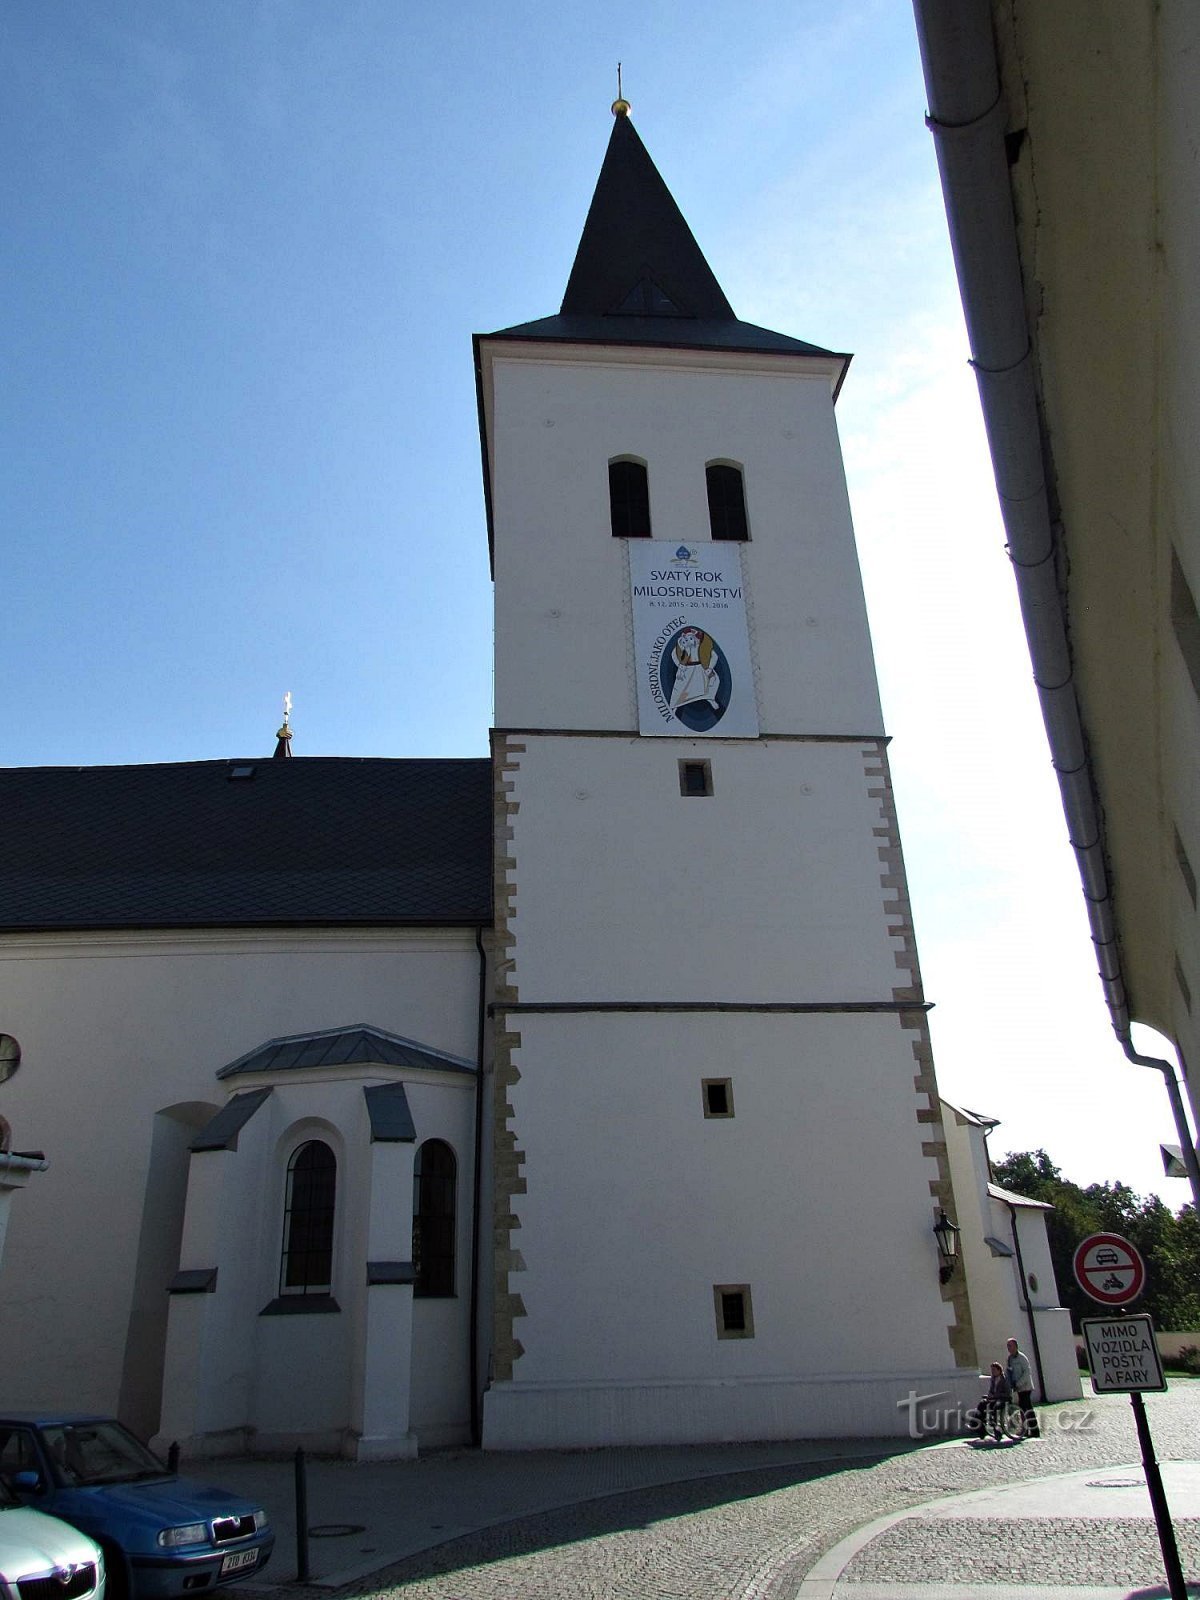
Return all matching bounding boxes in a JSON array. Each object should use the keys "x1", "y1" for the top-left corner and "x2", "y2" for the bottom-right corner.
[
  {"x1": 412, "y1": 1139, "x2": 456, "y2": 1297},
  {"x1": 280, "y1": 1139, "x2": 336, "y2": 1296}
]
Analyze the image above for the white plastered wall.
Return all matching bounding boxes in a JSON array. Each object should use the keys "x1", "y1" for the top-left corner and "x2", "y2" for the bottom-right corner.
[
  {"x1": 1158, "y1": 4, "x2": 1200, "y2": 1122},
  {"x1": 0, "y1": 1157, "x2": 45, "y2": 1276},
  {"x1": 0, "y1": 929, "x2": 480, "y2": 1442},
  {"x1": 158, "y1": 1066, "x2": 476, "y2": 1459},
  {"x1": 987, "y1": 1194, "x2": 1081, "y2": 1404},
  {"x1": 484, "y1": 332, "x2": 973, "y2": 1446},
  {"x1": 941, "y1": 1101, "x2": 1080, "y2": 1404},
  {"x1": 506, "y1": 736, "x2": 906, "y2": 1004},
  {"x1": 505, "y1": 1010, "x2": 952, "y2": 1377},
  {"x1": 487, "y1": 345, "x2": 884, "y2": 737}
]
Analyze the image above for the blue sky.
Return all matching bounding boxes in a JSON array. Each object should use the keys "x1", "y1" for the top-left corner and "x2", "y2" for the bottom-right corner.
[{"x1": 4, "y1": 1, "x2": 1188, "y2": 1202}]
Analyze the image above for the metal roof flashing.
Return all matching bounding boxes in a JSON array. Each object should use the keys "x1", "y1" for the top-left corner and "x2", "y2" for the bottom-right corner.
[
  {"x1": 987, "y1": 1181, "x2": 1053, "y2": 1211},
  {"x1": 217, "y1": 1023, "x2": 475, "y2": 1081}
]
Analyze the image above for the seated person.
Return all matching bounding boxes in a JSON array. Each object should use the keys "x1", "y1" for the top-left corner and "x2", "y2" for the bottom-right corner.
[{"x1": 982, "y1": 1360, "x2": 1011, "y2": 1438}]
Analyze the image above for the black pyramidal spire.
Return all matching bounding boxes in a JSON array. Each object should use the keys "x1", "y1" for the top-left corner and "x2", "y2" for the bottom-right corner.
[
  {"x1": 485, "y1": 111, "x2": 845, "y2": 367},
  {"x1": 560, "y1": 111, "x2": 735, "y2": 321},
  {"x1": 474, "y1": 113, "x2": 851, "y2": 561}
]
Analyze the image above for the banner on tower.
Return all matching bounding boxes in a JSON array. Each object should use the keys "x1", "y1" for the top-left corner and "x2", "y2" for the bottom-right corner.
[{"x1": 628, "y1": 542, "x2": 759, "y2": 738}]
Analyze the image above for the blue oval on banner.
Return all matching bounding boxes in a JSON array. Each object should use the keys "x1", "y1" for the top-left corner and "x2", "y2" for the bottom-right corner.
[{"x1": 659, "y1": 625, "x2": 732, "y2": 732}]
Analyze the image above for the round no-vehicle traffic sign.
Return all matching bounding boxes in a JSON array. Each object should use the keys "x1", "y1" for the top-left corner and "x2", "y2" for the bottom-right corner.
[{"x1": 1073, "y1": 1231, "x2": 1146, "y2": 1306}]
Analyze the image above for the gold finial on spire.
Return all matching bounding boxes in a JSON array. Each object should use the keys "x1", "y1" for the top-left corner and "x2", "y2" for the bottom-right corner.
[
  {"x1": 274, "y1": 691, "x2": 293, "y2": 758},
  {"x1": 612, "y1": 62, "x2": 630, "y2": 118}
]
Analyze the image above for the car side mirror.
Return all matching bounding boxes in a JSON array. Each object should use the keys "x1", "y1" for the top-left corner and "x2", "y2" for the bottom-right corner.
[{"x1": 12, "y1": 1470, "x2": 44, "y2": 1494}]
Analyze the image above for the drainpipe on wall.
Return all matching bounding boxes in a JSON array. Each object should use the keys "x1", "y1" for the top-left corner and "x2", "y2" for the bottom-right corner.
[
  {"x1": 912, "y1": 0, "x2": 1200, "y2": 1210},
  {"x1": 998, "y1": 1192, "x2": 1046, "y2": 1402},
  {"x1": 1121, "y1": 1041, "x2": 1200, "y2": 1209},
  {"x1": 469, "y1": 927, "x2": 488, "y2": 1446}
]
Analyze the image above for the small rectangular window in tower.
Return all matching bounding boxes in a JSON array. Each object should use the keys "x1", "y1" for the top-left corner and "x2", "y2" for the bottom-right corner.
[
  {"x1": 714, "y1": 1283, "x2": 754, "y2": 1339},
  {"x1": 706, "y1": 462, "x2": 749, "y2": 541},
  {"x1": 679, "y1": 759, "x2": 713, "y2": 797},
  {"x1": 609, "y1": 458, "x2": 651, "y2": 538},
  {"x1": 702, "y1": 1078, "x2": 734, "y2": 1118},
  {"x1": 1175, "y1": 827, "x2": 1197, "y2": 908}
]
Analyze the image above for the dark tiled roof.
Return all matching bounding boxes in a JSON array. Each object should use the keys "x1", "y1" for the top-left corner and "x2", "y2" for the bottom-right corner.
[
  {"x1": 218, "y1": 1023, "x2": 474, "y2": 1079},
  {"x1": 0, "y1": 757, "x2": 492, "y2": 932},
  {"x1": 561, "y1": 112, "x2": 735, "y2": 322}
]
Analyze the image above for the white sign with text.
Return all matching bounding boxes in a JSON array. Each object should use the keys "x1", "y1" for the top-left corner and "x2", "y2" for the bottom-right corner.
[
  {"x1": 629, "y1": 541, "x2": 758, "y2": 738},
  {"x1": 1081, "y1": 1315, "x2": 1167, "y2": 1394}
]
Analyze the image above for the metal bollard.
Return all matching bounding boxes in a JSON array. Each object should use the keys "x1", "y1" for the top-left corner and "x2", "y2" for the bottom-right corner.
[
  {"x1": 294, "y1": 1446, "x2": 310, "y2": 1583},
  {"x1": 166, "y1": 1442, "x2": 180, "y2": 1474}
]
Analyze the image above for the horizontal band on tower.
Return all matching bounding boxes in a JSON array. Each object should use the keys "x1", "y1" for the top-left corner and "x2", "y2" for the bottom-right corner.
[{"x1": 490, "y1": 999, "x2": 931, "y2": 1015}]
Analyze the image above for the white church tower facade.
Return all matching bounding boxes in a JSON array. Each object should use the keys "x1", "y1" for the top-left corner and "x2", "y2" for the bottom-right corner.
[{"x1": 476, "y1": 107, "x2": 977, "y2": 1449}]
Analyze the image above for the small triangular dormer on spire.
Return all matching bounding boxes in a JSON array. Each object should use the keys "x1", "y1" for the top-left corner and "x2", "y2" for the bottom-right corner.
[{"x1": 560, "y1": 111, "x2": 735, "y2": 323}]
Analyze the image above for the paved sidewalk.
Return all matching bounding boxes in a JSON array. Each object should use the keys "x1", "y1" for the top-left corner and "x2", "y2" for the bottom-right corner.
[
  {"x1": 219, "y1": 1437, "x2": 894, "y2": 1588},
  {"x1": 800, "y1": 1459, "x2": 1200, "y2": 1599},
  {"x1": 205, "y1": 1384, "x2": 1200, "y2": 1598}
]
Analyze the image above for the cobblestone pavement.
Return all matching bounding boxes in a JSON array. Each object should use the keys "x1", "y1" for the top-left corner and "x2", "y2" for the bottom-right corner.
[
  {"x1": 246, "y1": 1383, "x2": 1200, "y2": 1599},
  {"x1": 836, "y1": 1512, "x2": 1200, "y2": 1587}
]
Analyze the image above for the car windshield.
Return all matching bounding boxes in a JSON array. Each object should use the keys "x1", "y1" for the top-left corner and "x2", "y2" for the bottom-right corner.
[
  {"x1": 42, "y1": 1422, "x2": 168, "y2": 1487},
  {"x1": 0, "y1": 1477, "x2": 18, "y2": 1509}
]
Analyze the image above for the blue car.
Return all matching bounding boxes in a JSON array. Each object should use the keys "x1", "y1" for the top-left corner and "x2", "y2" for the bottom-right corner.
[{"x1": 0, "y1": 1416, "x2": 272, "y2": 1600}]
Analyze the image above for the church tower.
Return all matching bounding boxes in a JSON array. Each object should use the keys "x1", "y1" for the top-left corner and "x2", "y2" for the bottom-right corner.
[{"x1": 476, "y1": 107, "x2": 975, "y2": 1448}]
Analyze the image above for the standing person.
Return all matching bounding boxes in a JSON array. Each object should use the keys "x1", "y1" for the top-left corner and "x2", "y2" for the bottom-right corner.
[{"x1": 1006, "y1": 1337, "x2": 1041, "y2": 1437}]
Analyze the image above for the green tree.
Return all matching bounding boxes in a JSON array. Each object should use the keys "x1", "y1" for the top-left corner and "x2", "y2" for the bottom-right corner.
[{"x1": 992, "y1": 1149, "x2": 1200, "y2": 1330}]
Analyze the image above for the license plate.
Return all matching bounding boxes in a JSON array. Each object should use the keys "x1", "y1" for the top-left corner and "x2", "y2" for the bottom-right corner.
[{"x1": 220, "y1": 1550, "x2": 258, "y2": 1576}]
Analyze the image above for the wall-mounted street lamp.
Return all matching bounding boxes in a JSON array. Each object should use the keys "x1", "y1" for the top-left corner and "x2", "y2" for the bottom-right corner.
[{"x1": 933, "y1": 1210, "x2": 960, "y2": 1284}]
